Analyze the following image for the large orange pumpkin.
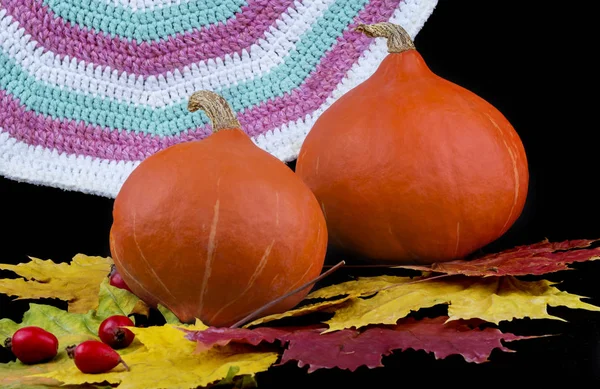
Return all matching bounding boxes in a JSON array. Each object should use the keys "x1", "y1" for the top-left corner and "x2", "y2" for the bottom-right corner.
[
  {"x1": 110, "y1": 91, "x2": 327, "y2": 327},
  {"x1": 296, "y1": 23, "x2": 529, "y2": 264}
]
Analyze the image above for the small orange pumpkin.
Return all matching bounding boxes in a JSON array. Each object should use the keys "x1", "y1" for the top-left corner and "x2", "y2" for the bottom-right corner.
[
  {"x1": 110, "y1": 91, "x2": 327, "y2": 326},
  {"x1": 296, "y1": 23, "x2": 529, "y2": 264}
]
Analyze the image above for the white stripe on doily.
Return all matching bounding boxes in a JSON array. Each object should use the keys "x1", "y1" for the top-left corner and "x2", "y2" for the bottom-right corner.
[
  {"x1": 0, "y1": 0, "x2": 438, "y2": 198},
  {"x1": 0, "y1": 0, "x2": 332, "y2": 109},
  {"x1": 0, "y1": 132, "x2": 140, "y2": 197}
]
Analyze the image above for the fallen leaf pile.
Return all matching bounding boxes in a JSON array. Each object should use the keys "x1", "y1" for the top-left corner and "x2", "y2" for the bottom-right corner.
[{"x1": 0, "y1": 239, "x2": 599, "y2": 388}]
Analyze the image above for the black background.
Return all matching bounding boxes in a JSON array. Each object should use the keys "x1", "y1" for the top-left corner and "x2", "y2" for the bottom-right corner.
[{"x1": 1, "y1": 0, "x2": 599, "y2": 386}]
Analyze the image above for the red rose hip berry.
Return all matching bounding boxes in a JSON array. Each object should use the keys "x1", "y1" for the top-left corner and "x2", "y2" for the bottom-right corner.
[
  {"x1": 67, "y1": 340, "x2": 129, "y2": 374},
  {"x1": 108, "y1": 264, "x2": 133, "y2": 293},
  {"x1": 4, "y1": 326, "x2": 58, "y2": 364},
  {"x1": 98, "y1": 315, "x2": 135, "y2": 349}
]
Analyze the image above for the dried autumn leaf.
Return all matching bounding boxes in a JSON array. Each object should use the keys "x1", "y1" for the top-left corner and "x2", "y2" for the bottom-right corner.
[
  {"x1": 0, "y1": 350, "x2": 73, "y2": 388},
  {"x1": 189, "y1": 326, "x2": 295, "y2": 353},
  {"x1": 0, "y1": 352, "x2": 115, "y2": 388},
  {"x1": 0, "y1": 254, "x2": 113, "y2": 313},
  {"x1": 238, "y1": 275, "x2": 426, "y2": 327},
  {"x1": 281, "y1": 318, "x2": 533, "y2": 371},
  {"x1": 2, "y1": 384, "x2": 111, "y2": 389},
  {"x1": 38, "y1": 324, "x2": 278, "y2": 389},
  {"x1": 243, "y1": 297, "x2": 353, "y2": 328},
  {"x1": 322, "y1": 275, "x2": 600, "y2": 332},
  {"x1": 399, "y1": 238, "x2": 600, "y2": 276},
  {"x1": 306, "y1": 275, "x2": 407, "y2": 300},
  {"x1": 187, "y1": 317, "x2": 533, "y2": 372}
]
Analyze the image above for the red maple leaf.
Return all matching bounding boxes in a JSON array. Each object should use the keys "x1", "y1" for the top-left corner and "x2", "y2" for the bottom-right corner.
[
  {"x1": 399, "y1": 238, "x2": 600, "y2": 277},
  {"x1": 185, "y1": 317, "x2": 535, "y2": 372}
]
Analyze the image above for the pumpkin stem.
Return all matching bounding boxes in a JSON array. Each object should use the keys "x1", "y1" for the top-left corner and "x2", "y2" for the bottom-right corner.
[
  {"x1": 188, "y1": 90, "x2": 242, "y2": 132},
  {"x1": 356, "y1": 22, "x2": 415, "y2": 53}
]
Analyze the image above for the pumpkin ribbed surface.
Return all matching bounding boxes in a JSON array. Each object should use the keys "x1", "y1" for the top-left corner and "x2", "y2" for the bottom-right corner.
[
  {"x1": 296, "y1": 23, "x2": 528, "y2": 264},
  {"x1": 110, "y1": 92, "x2": 327, "y2": 326}
]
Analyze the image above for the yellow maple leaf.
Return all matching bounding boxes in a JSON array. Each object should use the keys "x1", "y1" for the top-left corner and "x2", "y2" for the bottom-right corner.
[
  {"x1": 445, "y1": 276, "x2": 600, "y2": 323},
  {"x1": 243, "y1": 296, "x2": 353, "y2": 328},
  {"x1": 0, "y1": 254, "x2": 113, "y2": 313},
  {"x1": 0, "y1": 351, "x2": 72, "y2": 387},
  {"x1": 238, "y1": 275, "x2": 429, "y2": 328},
  {"x1": 36, "y1": 324, "x2": 278, "y2": 389},
  {"x1": 306, "y1": 275, "x2": 418, "y2": 300},
  {"x1": 0, "y1": 346, "x2": 124, "y2": 388},
  {"x1": 322, "y1": 275, "x2": 600, "y2": 332}
]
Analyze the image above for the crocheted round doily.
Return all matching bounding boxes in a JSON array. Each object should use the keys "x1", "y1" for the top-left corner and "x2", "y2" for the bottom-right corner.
[{"x1": 0, "y1": 0, "x2": 438, "y2": 198}]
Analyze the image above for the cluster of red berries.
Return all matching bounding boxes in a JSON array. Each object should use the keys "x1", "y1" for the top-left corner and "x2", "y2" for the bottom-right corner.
[
  {"x1": 4, "y1": 314, "x2": 135, "y2": 373},
  {"x1": 3, "y1": 267, "x2": 137, "y2": 374}
]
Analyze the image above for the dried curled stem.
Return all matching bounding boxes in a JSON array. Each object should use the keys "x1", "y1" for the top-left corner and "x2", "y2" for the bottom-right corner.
[
  {"x1": 229, "y1": 260, "x2": 346, "y2": 329},
  {"x1": 188, "y1": 90, "x2": 241, "y2": 132},
  {"x1": 356, "y1": 22, "x2": 415, "y2": 53}
]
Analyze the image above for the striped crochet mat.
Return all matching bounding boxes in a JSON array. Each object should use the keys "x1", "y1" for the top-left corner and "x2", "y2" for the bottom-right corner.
[{"x1": 0, "y1": 0, "x2": 438, "y2": 198}]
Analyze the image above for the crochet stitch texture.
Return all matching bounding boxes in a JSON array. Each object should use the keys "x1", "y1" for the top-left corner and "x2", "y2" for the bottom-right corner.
[{"x1": 0, "y1": 0, "x2": 438, "y2": 198}]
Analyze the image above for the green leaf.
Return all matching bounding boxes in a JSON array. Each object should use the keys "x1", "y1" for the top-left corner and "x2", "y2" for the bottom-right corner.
[
  {"x1": 213, "y1": 365, "x2": 259, "y2": 388},
  {"x1": 0, "y1": 262, "x2": 149, "y2": 388},
  {"x1": 0, "y1": 302, "x2": 145, "y2": 387},
  {"x1": 0, "y1": 319, "x2": 19, "y2": 340},
  {"x1": 214, "y1": 366, "x2": 241, "y2": 386},
  {"x1": 157, "y1": 304, "x2": 183, "y2": 325},
  {"x1": 0, "y1": 281, "x2": 150, "y2": 348},
  {"x1": 96, "y1": 278, "x2": 145, "y2": 320},
  {"x1": 236, "y1": 375, "x2": 259, "y2": 389},
  {"x1": 16, "y1": 304, "x2": 100, "y2": 347}
]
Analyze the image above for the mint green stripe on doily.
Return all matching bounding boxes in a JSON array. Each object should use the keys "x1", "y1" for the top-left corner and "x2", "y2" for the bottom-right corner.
[
  {"x1": 219, "y1": 0, "x2": 367, "y2": 111},
  {"x1": 0, "y1": 0, "x2": 367, "y2": 135},
  {"x1": 42, "y1": 0, "x2": 246, "y2": 41}
]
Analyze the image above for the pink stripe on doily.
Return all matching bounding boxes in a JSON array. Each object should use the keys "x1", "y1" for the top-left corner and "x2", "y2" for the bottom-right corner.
[
  {"x1": 0, "y1": 0, "x2": 400, "y2": 161},
  {"x1": 3, "y1": 0, "x2": 295, "y2": 76}
]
